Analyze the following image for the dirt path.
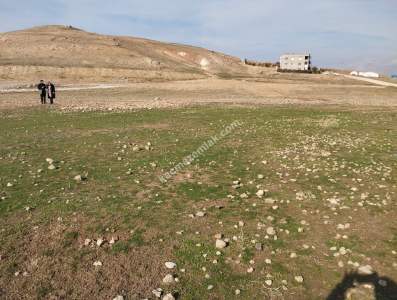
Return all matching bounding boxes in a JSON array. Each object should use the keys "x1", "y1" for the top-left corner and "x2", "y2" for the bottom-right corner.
[
  {"x1": 0, "y1": 83, "x2": 125, "y2": 93},
  {"x1": 1, "y1": 78, "x2": 397, "y2": 110},
  {"x1": 339, "y1": 74, "x2": 397, "y2": 88}
]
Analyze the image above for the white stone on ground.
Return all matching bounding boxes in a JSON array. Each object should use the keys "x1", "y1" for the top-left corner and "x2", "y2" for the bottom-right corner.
[
  {"x1": 266, "y1": 227, "x2": 276, "y2": 235},
  {"x1": 109, "y1": 236, "x2": 118, "y2": 244},
  {"x1": 256, "y1": 190, "x2": 264, "y2": 198},
  {"x1": 357, "y1": 265, "x2": 374, "y2": 275},
  {"x1": 93, "y1": 261, "x2": 102, "y2": 267},
  {"x1": 215, "y1": 239, "x2": 227, "y2": 249},
  {"x1": 162, "y1": 274, "x2": 175, "y2": 284},
  {"x1": 152, "y1": 288, "x2": 163, "y2": 298},
  {"x1": 162, "y1": 294, "x2": 175, "y2": 300},
  {"x1": 295, "y1": 276, "x2": 304, "y2": 283},
  {"x1": 165, "y1": 262, "x2": 176, "y2": 269}
]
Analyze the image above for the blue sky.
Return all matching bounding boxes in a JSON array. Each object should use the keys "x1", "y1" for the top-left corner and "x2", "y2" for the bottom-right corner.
[{"x1": 1, "y1": 0, "x2": 396, "y2": 74}]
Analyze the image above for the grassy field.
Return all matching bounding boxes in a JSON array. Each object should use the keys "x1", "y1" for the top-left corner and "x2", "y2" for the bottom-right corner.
[{"x1": 0, "y1": 106, "x2": 396, "y2": 299}]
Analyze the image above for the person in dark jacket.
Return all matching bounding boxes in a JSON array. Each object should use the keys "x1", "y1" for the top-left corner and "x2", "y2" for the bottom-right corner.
[
  {"x1": 37, "y1": 80, "x2": 47, "y2": 104},
  {"x1": 47, "y1": 81, "x2": 56, "y2": 104}
]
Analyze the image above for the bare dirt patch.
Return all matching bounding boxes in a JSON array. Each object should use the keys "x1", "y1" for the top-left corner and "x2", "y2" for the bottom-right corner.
[{"x1": 1, "y1": 77, "x2": 397, "y2": 111}]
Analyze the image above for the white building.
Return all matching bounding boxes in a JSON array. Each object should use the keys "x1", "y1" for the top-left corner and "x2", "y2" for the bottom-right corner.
[{"x1": 280, "y1": 54, "x2": 311, "y2": 71}]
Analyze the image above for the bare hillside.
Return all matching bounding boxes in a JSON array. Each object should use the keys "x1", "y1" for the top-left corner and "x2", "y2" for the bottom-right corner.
[{"x1": 0, "y1": 25, "x2": 247, "y2": 82}]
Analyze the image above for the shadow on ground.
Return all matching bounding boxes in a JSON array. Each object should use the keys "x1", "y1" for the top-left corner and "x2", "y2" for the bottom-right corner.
[{"x1": 327, "y1": 271, "x2": 397, "y2": 300}]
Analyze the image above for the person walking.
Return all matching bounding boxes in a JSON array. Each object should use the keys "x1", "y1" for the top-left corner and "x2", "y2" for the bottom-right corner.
[
  {"x1": 47, "y1": 81, "x2": 56, "y2": 104},
  {"x1": 37, "y1": 80, "x2": 47, "y2": 104}
]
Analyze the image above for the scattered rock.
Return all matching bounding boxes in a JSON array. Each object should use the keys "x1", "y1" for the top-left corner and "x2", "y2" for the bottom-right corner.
[
  {"x1": 256, "y1": 190, "x2": 264, "y2": 198},
  {"x1": 162, "y1": 274, "x2": 175, "y2": 284},
  {"x1": 109, "y1": 236, "x2": 118, "y2": 245},
  {"x1": 255, "y1": 243, "x2": 263, "y2": 251},
  {"x1": 93, "y1": 261, "x2": 102, "y2": 267},
  {"x1": 215, "y1": 239, "x2": 227, "y2": 249},
  {"x1": 152, "y1": 288, "x2": 163, "y2": 298},
  {"x1": 74, "y1": 175, "x2": 86, "y2": 182},
  {"x1": 165, "y1": 262, "x2": 176, "y2": 269},
  {"x1": 266, "y1": 227, "x2": 276, "y2": 236},
  {"x1": 357, "y1": 265, "x2": 374, "y2": 275},
  {"x1": 96, "y1": 238, "x2": 104, "y2": 247},
  {"x1": 162, "y1": 293, "x2": 175, "y2": 300},
  {"x1": 196, "y1": 211, "x2": 206, "y2": 217},
  {"x1": 295, "y1": 276, "x2": 304, "y2": 283},
  {"x1": 113, "y1": 296, "x2": 124, "y2": 300}
]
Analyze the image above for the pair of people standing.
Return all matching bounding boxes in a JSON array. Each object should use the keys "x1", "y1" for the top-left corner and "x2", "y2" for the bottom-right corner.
[{"x1": 37, "y1": 80, "x2": 56, "y2": 104}]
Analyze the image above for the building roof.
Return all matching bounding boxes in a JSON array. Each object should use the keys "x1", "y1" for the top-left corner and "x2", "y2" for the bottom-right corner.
[{"x1": 280, "y1": 53, "x2": 310, "y2": 57}]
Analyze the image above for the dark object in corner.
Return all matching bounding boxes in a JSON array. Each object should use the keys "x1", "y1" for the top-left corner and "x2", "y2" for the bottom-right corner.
[{"x1": 326, "y1": 271, "x2": 397, "y2": 300}]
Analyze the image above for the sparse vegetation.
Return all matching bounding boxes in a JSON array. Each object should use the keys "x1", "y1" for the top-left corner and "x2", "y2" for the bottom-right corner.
[{"x1": 0, "y1": 106, "x2": 396, "y2": 299}]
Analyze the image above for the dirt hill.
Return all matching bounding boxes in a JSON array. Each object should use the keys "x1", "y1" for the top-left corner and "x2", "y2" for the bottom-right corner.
[{"x1": 0, "y1": 25, "x2": 247, "y2": 83}]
